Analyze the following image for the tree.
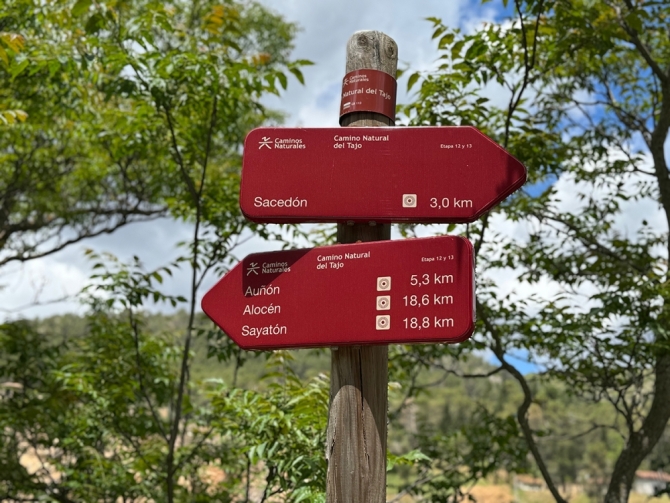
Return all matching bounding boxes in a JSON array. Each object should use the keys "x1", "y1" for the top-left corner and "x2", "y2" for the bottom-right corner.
[
  {"x1": 0, "y1": 31, "x2": 27, "y2": 126},
  {"x1": 0, "y1": 0, "x2": 315, "y2": 501},
  {"x1": 398, "y1": 1, "x2": 670, "y2": 502},
  {"x1": 0, "y1": 0, "x2": 306, "y2": 266}
]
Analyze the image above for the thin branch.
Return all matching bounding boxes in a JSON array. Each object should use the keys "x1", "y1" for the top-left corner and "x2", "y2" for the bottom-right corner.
[
  {"x1": 433, "y1": 363, "x2": 505, "y2": 380},
  {"x1": 259, "y1": 466, "x2": 276, "y2": 503},
  {"x1": 244, "y1": 457, "x2": 251, "y2": 503},
  {"x1": 174, "y1": 427, "x2": 215, "y2": 473},
  {"x1": 0, "y1": 213, "x2": 166, "y2": 267},
  {"x1": 505, "y1": 0, "x2": 545, "y2": 146},
  {"x1": 166, "y1": 96, "x2": 217, "y2": 502},
  {"x1": 129, "y1": 311, "x2": 169, "y2": 442},
  {"x1": 601, "y1": 77, "x2": 651, "y2": 142},
  {"x1": 537, "y1": 422, "x2": 620, "y2": 442},
  {"x1": 111, "y1": 417, "x2": 154, "y2": 470},
  {"x1": 620, "y1": 0, "x2": 669, "y2": 84},
  {"x1": 163, "y1": 104, "x2": 199, "y2": 206},
  {"x1": 533, "y1": 210, "x2": 655, "y2": 278},
  {"x1": 0, "y1": 294, "x2": 74, "y2": 314},
  {"x1": 386, "y1": 474, "x2": 439, "y2": 503},
  {"x1": 479, "y1": 300, "x2": 568, "y2": 503}
]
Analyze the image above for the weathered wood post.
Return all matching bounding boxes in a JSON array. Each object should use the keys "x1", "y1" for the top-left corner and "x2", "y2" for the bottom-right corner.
[{"x1": 326, "y1": 30, "x2": 398, "y2": 503}]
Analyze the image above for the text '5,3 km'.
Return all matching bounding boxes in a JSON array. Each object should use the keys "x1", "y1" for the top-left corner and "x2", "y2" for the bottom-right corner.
[{"x1": 201, "y1": 236, "x2": 475, "y2": 350}]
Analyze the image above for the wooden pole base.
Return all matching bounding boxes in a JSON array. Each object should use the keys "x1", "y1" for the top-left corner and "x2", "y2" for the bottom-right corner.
[{"x1": 327, "y1": 345, "x2": 388, "y2": 502}]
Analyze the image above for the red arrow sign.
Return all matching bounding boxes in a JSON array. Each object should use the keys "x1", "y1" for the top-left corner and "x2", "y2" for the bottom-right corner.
[
  {"x1": 202, "y1": 236, "x2": 475, "y2": 350},
  {"x1": 240, "y1": 127, "x2": 526, "y2": 224}
]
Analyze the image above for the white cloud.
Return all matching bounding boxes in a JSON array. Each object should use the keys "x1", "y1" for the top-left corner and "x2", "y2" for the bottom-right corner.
[
  {"x1": 0, "y1": 254, "x2": 89, "y2": 320},
  {"x1": 260, "y1": 0, "x2": 474, "y2": 126}
]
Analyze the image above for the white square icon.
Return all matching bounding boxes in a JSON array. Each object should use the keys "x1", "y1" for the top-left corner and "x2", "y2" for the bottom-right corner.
[
  {"x1": 402, "y1": 194, "x2": 417, "y2": 208},
  {"x1": 377, "y1": 276, "x2": 391, "y2": 291},
  {"x1": 376, "y1": 295, "x2": 391, "y2": 310},
  {"x1": 376, "y1": 315, "x2": 390, "y2": 330}
]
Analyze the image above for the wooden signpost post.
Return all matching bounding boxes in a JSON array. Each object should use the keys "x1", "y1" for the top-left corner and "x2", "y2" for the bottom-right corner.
[
  {"x1": 201, "y1": 29, "x2": 526, "y2": 502},
  {"x1": 327, "y1": 30, "x2": 397, "y2": 503}
]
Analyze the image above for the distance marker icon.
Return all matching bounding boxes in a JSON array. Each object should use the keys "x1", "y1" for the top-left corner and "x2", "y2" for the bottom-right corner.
[
  {"x1": 377, "y1": 276, "x2": 391, "y2": 291},
  {"x1": 376, "y1": 295, "x2": 391, "y2": 310},
  {"x1": 402, "y1": 194, "x2": 417, "y2": 208},
  {"x1": 376, "y1": 315, "x2": 390, "y2": 330}
]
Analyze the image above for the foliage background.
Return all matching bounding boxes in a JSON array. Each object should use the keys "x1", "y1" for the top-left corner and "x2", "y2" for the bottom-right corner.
[{"x1": 2, "y1": 0, "x2": 670, "y2": 502}]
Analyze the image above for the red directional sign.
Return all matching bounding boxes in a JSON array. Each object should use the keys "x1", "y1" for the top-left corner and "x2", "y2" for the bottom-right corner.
[
  {"x1": 201, "y1": 236, "x2": 475, "y2": 350},
  {"x1": 240, "y1": 126, "x2": 526, "y2": 224}
]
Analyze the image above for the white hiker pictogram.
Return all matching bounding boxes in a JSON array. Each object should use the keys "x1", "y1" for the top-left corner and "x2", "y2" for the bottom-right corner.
[
  {"x1": 246, "y1": 262, "x2": 260, "y2": 275},
  {"x1": 258, "y1": 136, "x2": 272, "y2": 149}
]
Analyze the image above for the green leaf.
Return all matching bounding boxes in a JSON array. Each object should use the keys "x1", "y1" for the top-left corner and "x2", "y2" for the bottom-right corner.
[
  {"x1": 387, "y1": 449, "x2": 430, "y2": 471},
  {"x1": 439, "y1": 33, "x2": 455, "y2": 49},
  {"x1": 451, "y1": 40, "x2": 465, "y2": 59},
  {"x1": 10, "y1": 58, "x2": 28, "y2": 80},
  {"x1": 289, "y1": 67, "x2": 304, "y2": 85},
  {"x1": 72, "y1": 0, "x2": 92, "y2": 17},
  {"x1": 625, "y1": 12, "x2": 643, "y2": 33},
  {"x1": 277, "y1": 72, "x2": 287, "y2": 90},
  {"x1": 85, "y1": 13, "x2": 105, "y2": 34},
  {"x1": 407, "y1": 71, "x2": 420, "y2": 91},
  {"x1": 0, "y1": 33, "x2": 25, "y2": 53}
]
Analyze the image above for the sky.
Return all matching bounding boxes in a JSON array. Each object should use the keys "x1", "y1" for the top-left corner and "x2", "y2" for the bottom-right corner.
[
  {"x1": 1, "y1": 0, "x2": 667, "y2": 374},
  {"x1": 1, "y1": 0, "x2": 499, "y2": 320},
  {"x1": 258, "y1": 0, "x2": 498, "y2": 127}
]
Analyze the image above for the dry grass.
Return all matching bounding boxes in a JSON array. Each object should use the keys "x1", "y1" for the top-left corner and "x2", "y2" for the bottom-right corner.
[{"x1": 387, "y1": 484, "x2": 670, "y2": 503}]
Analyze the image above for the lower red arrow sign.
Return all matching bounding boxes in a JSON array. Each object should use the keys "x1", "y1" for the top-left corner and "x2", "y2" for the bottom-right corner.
[{"x1": 202, "y1": 236, "x2": 475, "y2": 350}]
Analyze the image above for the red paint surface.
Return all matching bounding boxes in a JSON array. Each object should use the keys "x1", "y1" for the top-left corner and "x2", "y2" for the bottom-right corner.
[
  {"x1": 339, "y1": 69, "x2": 397, "y2": 122},
  {"x1": 241, "y1": 126, "x2": 526, "y2": 224},
  {"x1": 201, "y1": 236, "x2": 475, "y2": 350}
]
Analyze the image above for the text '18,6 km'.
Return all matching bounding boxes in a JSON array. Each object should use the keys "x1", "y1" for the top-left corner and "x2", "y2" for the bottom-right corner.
[{"x1": 201, "y1": 236, "x2": 475, "y2": 350}]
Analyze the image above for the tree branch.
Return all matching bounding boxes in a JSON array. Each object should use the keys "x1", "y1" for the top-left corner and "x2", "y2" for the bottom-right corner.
[
  {"x1": 479, "y1": 300, "x2": 568, "y2": 503},
  {"x1": 619, "y1": 0, "x2": 669, "y2": 84},
  {"x1": 129, "y1": 310, "x2": 169, "y2": 442}
]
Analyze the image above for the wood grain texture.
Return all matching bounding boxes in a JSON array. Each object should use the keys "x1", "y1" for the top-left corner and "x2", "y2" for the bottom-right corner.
[
  {"x1": 326, "y1": 30, "x2": 397, "y2": 503},
  {"x1": 341, "y1": 30, "x2": 398, "y2": 128},
  {"x1": 326, "y1": 346, "x2": 389, "y2": 502}
]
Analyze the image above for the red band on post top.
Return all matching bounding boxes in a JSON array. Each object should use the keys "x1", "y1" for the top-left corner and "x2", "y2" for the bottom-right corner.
[{"x1": 339, "y1": 69, "x2": 397, "y2": 123}]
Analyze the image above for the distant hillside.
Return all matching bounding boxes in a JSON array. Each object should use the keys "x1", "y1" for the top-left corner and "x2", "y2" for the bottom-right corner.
[{"x1": 20, "y1": 311, "x2": 670, "y2": 499}]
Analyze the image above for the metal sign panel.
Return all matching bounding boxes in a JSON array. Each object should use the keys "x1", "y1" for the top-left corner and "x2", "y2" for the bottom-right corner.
[
  {"x1": 240, "y1": 126, "x2": 526, "y2": 224},
  {"x1": 201, "y1": 236, "x2": 475, "y2": 350}
]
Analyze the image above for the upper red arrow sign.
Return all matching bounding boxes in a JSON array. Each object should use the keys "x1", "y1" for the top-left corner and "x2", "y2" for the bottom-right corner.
[
  {"x1": 240, "y1": 126, "x2": 526, "y2": 224},
  {"x1": 202, "y1": 236, "x2": 475, "y2": 350}
]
